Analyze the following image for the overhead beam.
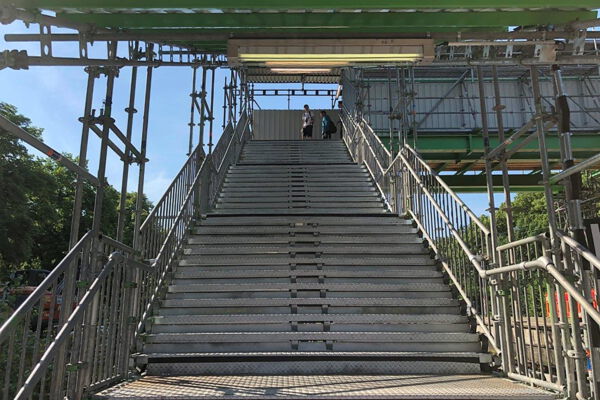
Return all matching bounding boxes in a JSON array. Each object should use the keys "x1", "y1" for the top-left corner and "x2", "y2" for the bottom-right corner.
[
  {"x1": 441, "y1": 173, "x2": 557, "y2": 192},
  {"x1": 10, "y1": 0, "x2": 600, "y2": 10},
  {"x1": 56, "y1": 11, "x2": 596, "y2": 30},
  {"x1": 7, "y1": 31, "x2": 600, "y2": 45},
  {"x1": 379, "y1": 132, "x2": 600, "y2": 155}
]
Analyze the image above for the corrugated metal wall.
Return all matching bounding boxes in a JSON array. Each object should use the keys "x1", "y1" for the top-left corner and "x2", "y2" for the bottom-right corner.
[
  {"x1": 253, "y1": 110, "x2": 341, "y2": 140},
  {"x1": 342, "y1": 72, "x2": 600, "y2": 132}
]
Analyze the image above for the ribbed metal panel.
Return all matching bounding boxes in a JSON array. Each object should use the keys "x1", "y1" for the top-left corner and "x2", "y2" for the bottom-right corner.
[
  {"x1": 342, "y1": 70, "x2": 600, "y2": 133},
  {"x1": 253, "y1": 110, "x2": 341, "y2": 140}
]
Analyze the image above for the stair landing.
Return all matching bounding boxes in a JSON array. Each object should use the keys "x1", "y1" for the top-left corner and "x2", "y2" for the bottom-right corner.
[{"x1": 94, "y1": 374, "x2": 554, "y2": 400}]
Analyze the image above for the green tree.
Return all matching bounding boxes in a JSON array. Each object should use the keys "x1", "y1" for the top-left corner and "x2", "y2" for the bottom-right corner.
[
  {"x1": 1, "y1": 103, "x2": 153, "y2": 275},
  {"x1": 0, "y1": 103, "x2": 48, "y2": 269}
]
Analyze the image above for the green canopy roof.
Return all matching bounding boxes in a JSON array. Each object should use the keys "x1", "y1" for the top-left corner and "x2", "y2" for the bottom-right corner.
[{"x1": 8, "y1": 1, "x2": 598, "y2": 53}]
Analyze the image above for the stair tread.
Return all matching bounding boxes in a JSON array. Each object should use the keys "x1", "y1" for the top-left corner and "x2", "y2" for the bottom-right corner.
[
  {"x1": 161, "y1": 297, "x2": 459, "y2": 306},
  {"x1": 167, "y1": 283, "x2": 450, "y2": 292},
  {"x1": 174, "y1": 269, "x2": 440, "y2": 278},
  {"x1": 144, "y1": 332, "x2": 479, "y2": 342},
  {"x1": 93, "y1": 374, "x2": 554, "y2": 400},
  {"x1": 138, "y1": 351, "x2": 482, "y2": 358},
  {"x1": 151, "y1": 314, "x2": 468, "y2": 324}
]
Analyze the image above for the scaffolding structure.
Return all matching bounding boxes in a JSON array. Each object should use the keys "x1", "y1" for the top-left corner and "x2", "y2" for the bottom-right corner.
[{"x1": 1, "y1": 2, "x2": 600, "y2": 399}]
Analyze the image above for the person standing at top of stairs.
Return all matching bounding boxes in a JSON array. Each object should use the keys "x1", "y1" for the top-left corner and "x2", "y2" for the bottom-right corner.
[
  {"x1": 320, "y1": 110, "x2": 336, "y2": 140},
  {"x1": 301, "y1": 104, "x2": 314, "y2": 140}
]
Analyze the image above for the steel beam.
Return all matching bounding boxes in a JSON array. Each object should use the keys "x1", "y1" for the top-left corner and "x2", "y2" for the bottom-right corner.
[
  {"x1": 441, "y1": 174, "x2": 550, "y2": 192},
  {"x1": 8, "y1": 0, "x2": 600, "y2": 9},
  {"x1": 0, "y1": 113, "x2": 98, "y2": 185},
  {"x1": 134, "y1": 64, "x2": 153, "y2": 249},
  {"x1": 56, "y1": 11, "x2": 596, "y2": 30},
  {"x1": 90, "y1": 63, "x2": 118, "y2": 236},
  {"x1": 2, "y1": 54, "x2": 226, "y2": 68},
  {"x1": 116, "y1": 66, "x2": 138, "y2": 243},
  {"x1": 6, "y1": 31, "x2": 600, "y2": 43},
  {"x1": 69, "y1": 67, "x2": 99, "y2": 248}
]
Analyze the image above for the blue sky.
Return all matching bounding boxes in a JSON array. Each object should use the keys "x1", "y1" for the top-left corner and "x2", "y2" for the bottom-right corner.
[{"x1": 0, "y1": 20, "x2": 506, "y2": 216}]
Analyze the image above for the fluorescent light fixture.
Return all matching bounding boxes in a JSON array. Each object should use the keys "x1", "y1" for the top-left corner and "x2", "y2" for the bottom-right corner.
[
  {"x1": 241, "y1": 54, "x2": 422, "y2": 62},
  {"x1": 270, "y1": 68, "x2": 333, "y2": 74},
  {"x1": 228, "y1": 39, "x2": 434, "y2": 67},
  {"x1": 265, "y1": 61, "x2": 349, "y2": 67}
]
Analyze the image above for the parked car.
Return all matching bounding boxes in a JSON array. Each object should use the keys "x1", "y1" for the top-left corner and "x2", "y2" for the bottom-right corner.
[{"x1": 0, "y1": 269, "x2": 63, "y2": 324}]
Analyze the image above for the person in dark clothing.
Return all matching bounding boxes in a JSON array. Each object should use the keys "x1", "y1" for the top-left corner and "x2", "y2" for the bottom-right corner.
[
  {"x1": 320, "y1": 110, "x2": 336, "y2": 139},
  {"x1": 301, "y1": 104, "x2": 314, "y2": 140}
]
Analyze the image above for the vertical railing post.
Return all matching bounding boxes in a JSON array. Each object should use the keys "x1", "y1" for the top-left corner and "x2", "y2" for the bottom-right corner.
[
  {"x1": 477, "y1": 66, "x2": 512, "y2": 373},
  {"x1": 116, "y1": 65, "x2": 138, "y2": 243},
  {"x1": 199, "y1": 66, "x2": 208, "y2": 150},
  {"x1": 187, "y1": 65, "x2": 198, "y2": 156},
  {"x1": 208, "y1": 67, "x2": 216, "y2": 155},
  {"x1": 91, "y1": 68, "x2": 118, "y2": 238},
  {"x1": 69, "y1": 66, "x2": 99, "y2": 248},
  {"x1": 530, "y1": 65, "x2": 584, "y2": 399},
  {"x1": 134, "y1": 63, "x2": 153, "y2": 252},
  {"x1": 552, "y1": 64, "x2": 600, "y2": 398},
  {"x1": 490, "y1": 65, "x2": 518, "y2": 375}
]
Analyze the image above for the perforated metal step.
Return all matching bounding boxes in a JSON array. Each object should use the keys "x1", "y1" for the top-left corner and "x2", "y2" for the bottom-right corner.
[{"x1": 94, "y1": 374, "x2": 553, "y2": 399}]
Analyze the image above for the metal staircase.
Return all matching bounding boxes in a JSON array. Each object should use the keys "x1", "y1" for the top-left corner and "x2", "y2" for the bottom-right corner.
[
  {"x1": 134, "y1": 140, "x2": 487, "y2": 377},
  {"x1": 1, "y1": 117, "x2": 572, "y2": 399},
  {"x1": 93, "y1": 139, "x2": 554, "y2": 399}
]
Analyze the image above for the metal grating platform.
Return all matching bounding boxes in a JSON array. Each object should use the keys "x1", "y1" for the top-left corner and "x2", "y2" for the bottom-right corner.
[{"x1": 94, "y1": 374, "x2": 554, "y2": 400}]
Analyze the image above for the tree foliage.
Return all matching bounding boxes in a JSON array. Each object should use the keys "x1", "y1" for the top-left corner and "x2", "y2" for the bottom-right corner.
[{"x1": 0, "y1": 102, "x2": 153, "y2": 277}]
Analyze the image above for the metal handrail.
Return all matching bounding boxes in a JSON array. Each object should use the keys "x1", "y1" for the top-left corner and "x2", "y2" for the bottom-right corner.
[
  {"x1": 399, "y1": 151, "x2": 487, "y2": 277},
  {"x1": 408, "y1": 210, "x2": 500, "y2": 354},
  {"x1": 134, "y1": 155, "x2": 208, "y2": 334},
  {"x1": 485, "y1": 255, "x2": 600, "y2": 325},
  {"x1": 0, "y1": 231, "x2": 93, "y2": 346},
  {"x1": 135, "y1": 112, "x2": 251, "y2": 335},
  {"x1": 340, "y1": 109, "x2": 496, "y2": 353},
  {"x1": 400, "y1": 144, "x2": 490, "y2": 235},
  {"x1": 13, "y1": 251, "x2": 124, "y2": 400},
  {"x1": 340, "y1": 110, "x2": 393, "y2": 211},
  {"x1": 556, "y1": 230, "x2": 600, "y2": 273},
  {"x1": 139, "y1": 143, "x2": 205, "y2": 232},
  {"x1": 0, "y1": 233, "x2": 139, "y2": 400},
  {"x1": 0, "y1": 113, "x2": 252, "y2": 400},
  {"x1": 495, "y1": 233, "x2": 600, "y2": 398}
]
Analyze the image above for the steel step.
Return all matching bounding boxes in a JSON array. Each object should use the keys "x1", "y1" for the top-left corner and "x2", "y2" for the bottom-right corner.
[
  {"x1": 172, "y1": 268, "x2": 442, "y2": 280},
  {"x1": 209, "y1": 210, "x2": 390, "y2": 215},
  {"x1": 191, "y1": 226, "x2": 416, "y2": 235},
  {"x1": 195, "y1": 215, "x2": 412, "y2": 225},
  {"x1": 150, "y1": 313, "x2": 468, "y2": 326},
  {"x1": 174, "y1": 266, "x2": 442, "y2": 280},
  {"x1": 214, "y1": 203, "x2": 384, "y2": 209},
  {"x1": 219, "y1": 190, "x2": 379, "y2": 197},
  {"x1": 157, "y1": 297, "x2": 460, "y2": 315},
  {"x1": 178, "y1": 254, "x2": 434, "y2": 267},
  {"x1": 182, "y1": 244, "x2": 428, "y2": 255},
  {"x1": 94, "y1": 373, "x2": 556, "y2": 399},
  {"x1": 142, "y1": 332, "x2": 481, "y2": 353},
  {"x1": 217, "y1": 197, "x2": 383, "y2": 203},
  {"x1": 150, "y1": 313, "x2": 469, "y2": 333},
  {"x1": 187, "y1": 234, "x2": 422, "y2": 245},
  {"x1": 167, "y1": 282, "x2": 449, "y2": 293}
]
